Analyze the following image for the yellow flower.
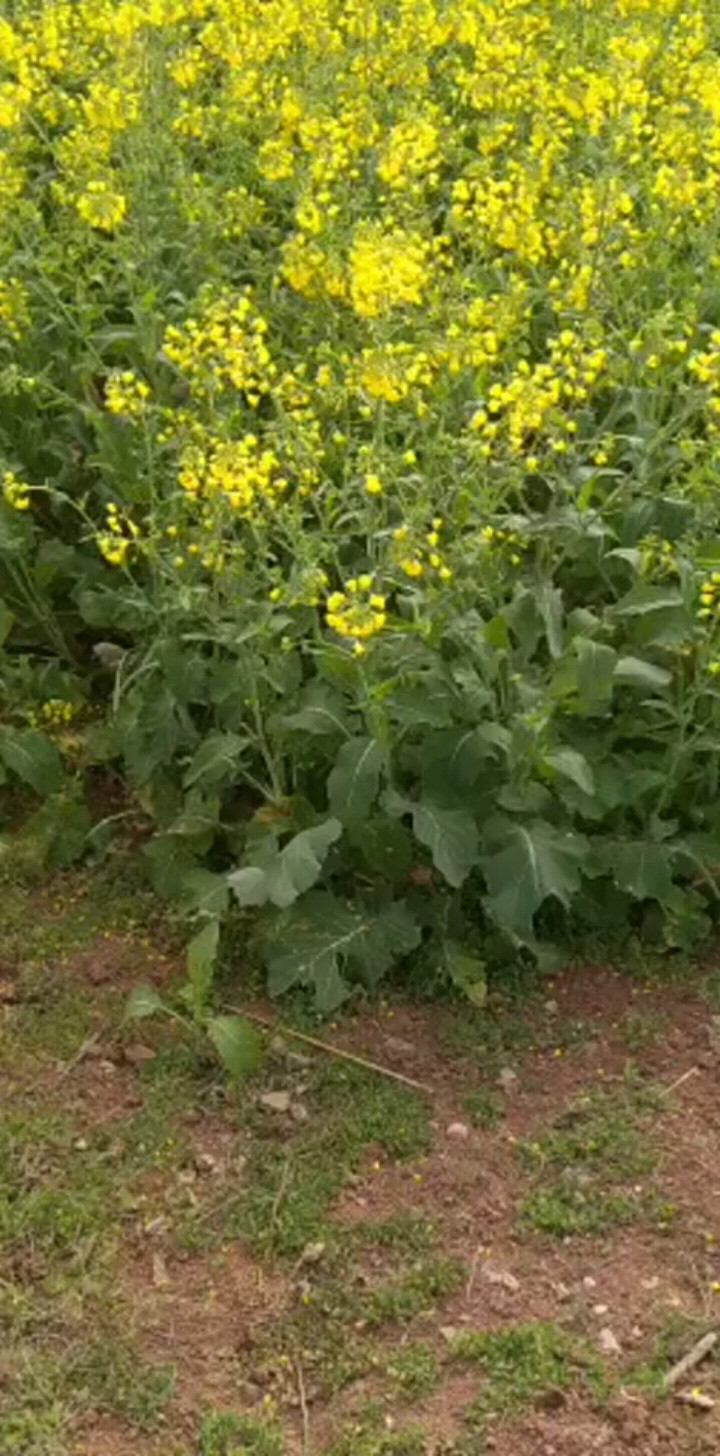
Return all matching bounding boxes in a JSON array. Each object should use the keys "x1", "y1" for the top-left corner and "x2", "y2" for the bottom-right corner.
[
  {"x1": 105, "y1": 370, "x2": 151, "y2": 418},
  {"x1": 365, "y1": 473, "x2": 383, "y2": 497},
  {"x1": 2, "y1": 470, "x2": 31, "y2": 510},
  {"x1": 76, "y1": 180, "x2": 127, "y2": 231}
]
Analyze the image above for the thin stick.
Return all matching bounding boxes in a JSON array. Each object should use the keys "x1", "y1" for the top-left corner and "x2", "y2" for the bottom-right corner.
[
  {"x1": 674, "y1": 1389, "x2": 715, "y2": 1411},
  {"x1": 465, "y1": 1244, "x2": 483, "y2": 1303},
  {"x1": 55, "y1": 1022, "x2": 108, "y2": 1083},
  {"x1": 658, "y1": 1066, "x2": 700, "y2": 1100},
  {"x1": 222, "y1": 1004, "x2": 433, "y2": 1093},
  {"x1": 270, "y1": 1157, "x2": 292, "y2": 1233},
  {"x1": 664, "y1": 1330, "x2": 718, "y2": 1389},
  {"x1": 294, "y1": 1358, "x2": 310, "y2": 1456}
]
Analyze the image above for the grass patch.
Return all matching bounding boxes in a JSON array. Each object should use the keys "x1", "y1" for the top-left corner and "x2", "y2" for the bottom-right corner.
[
  {"x1": 386, "y1": 1342, "x2": 442, "y2": 1397},
  {"x1": 222, "y1": 1062, "x2": 431, "y2": 1258},
  {"x1": 519, "y1": 1082, "x2": 661, "y2": 1238},
  {"x1": 363, "y1": 1258, "x2": 463, "y2": 1328},
  {"x1": 621, "y1": 1011, "x2": 668, "y2": 1052},
  {"x1": 463, "y1": 1088, "x2": 504, "y2": 1131},
  {"x1": 0, "y1": 1334, "x2": 175, "y2": 1454},
  {"x1": 449, "y1": 1322, "x2": 605, "y2": 1429},
  {"x1": 199, "y1": 1410, "x2": 285, "y2": 1456}
]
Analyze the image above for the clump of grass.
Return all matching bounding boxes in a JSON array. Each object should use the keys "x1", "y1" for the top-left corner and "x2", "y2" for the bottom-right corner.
[
  {"x1": 519, "y1": 1083, "x2": 660, "y2": 1237},
  {"x1": 386, "y1": 1342, "x2": 442, "y2": 1397},
  {"x1": 363, "y1": 1258, "x2": 463, "y2": 1327},
  {"x1": 464, "y1": 1087, "x2": 504, "y2": 1130},
  {"x1": 199, "y1": 1410, "x2": 285, "y2": 1456},
  {"x1": 449, "y1": 1321, "x2": 601, "y2": 1427},
  {"x1": 224, "y1": 1062, "x2": 431, "y2": 1258}
]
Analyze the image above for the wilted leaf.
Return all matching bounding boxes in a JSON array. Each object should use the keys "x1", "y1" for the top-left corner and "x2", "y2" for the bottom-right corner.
[{"x1": 207, "y1": 1015, "x2": 263, "y2": 1077}]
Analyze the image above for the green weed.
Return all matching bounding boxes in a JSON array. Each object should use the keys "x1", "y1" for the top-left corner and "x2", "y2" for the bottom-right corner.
[
  {"x1": 199, "y1": 1410, "x2": 285, "y2": 1456},
  {"x1": 223, "y1": 1063, "x2": 430, "y2": 1258},
  {"x1": 449, "y1": 1322, "x2": 599, "y2": 1428},
  {"x1": 519, "y1": 1084, "x2": 660, "y2": 1237},
  {"x1": 386, "y1": 1342, "x2": 441, "y2": 1397},
  {"x1": 363, "y1": 1258, "x2": 463, "y2": 1327},
  {"x1": 463, "y1": 1088, "x2": 504, "y2": 1130}
]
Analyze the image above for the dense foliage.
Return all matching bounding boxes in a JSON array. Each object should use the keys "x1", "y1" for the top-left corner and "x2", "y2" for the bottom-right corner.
[{"x1": 4, "y1": 0, "x2": 720, "y2": 1014}]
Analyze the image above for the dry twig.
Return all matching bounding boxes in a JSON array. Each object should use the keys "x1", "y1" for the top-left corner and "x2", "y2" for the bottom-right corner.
[
  {"x1": 222, "y1": 1003, "x2": 433, "y2": 1092},
  {"x1": 657, "y1": 1066, "x2": 700, "y2": 1100},
  {"x1": 674, "y1": 1389, "x2": 715, "y2": 1411},
  {"x1": 664, "y1": 1330, "x2": 718, "y2": 1390},
  {"x1": 294, "y1": 1358, "x2": 310, "y2": 1455}
]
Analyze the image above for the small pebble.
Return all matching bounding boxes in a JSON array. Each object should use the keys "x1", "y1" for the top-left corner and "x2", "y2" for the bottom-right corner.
[{"x1": 447, "y1": 1122, "x2": 470, "y2": 1140}]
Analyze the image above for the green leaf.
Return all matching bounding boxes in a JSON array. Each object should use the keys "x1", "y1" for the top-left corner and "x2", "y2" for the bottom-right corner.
[
  {"x1": 543, "y1": 747, "x2": 595, "y2": 797},
  {"x1": 351, "y1": 818, "x2": 414, "y2": 878},
  {"x1": 185, "y1": 919, "x2": 220, "y2": 1019},
  {"x1": 207, "y1": 1015, "x2": 263, "y2": 1078},
  {"x1": 536, "y1": 581, "x2": 564, "y2": 659},
  {"x1": 182, "y1": 732, "x2": 248, "y2": 789},
  {"x1": 611, "y1": 841, "x2": 673, "y2": 902},
  {"x1": 574, "y1": 639, "x2": 617, "y2": 708},
  {"x1": 229, "y1": 865, "x2": 269, "y2": 906},
  {"x1": 482, "y1": 821, "x2": 588, "y2": 937},
  {"x1": 0, "y1": 730, "x2": 63, "y2": 796},
  {"x1": 420, "y1": 728, "x2": 495, "y2": 797},
  {"x1": 327, "y1": 737, "x2": 384, "y2": 828},
  {"x1": 613, "y1": 657, "x2": 671, "y2": 692},
  {"x1": 413, "y1": 801, "x2": 478, "y2": 887},
  {"x1": 179, "y1": 868, "x2": 230, "y2": 917},
  {"x1": 229, "y1": 818, "x2": 342, "y2": 910},
  {"x1": 282, "y1": 684, "x2": 352, "y2": 737},
  {"x1": 265, "y1": 892, "x2": 357, "y2": 1009},
  {"x1": 125, "y1": 983, "x2": 164, "y2": 1021},
  {"x1": 264, "y1": 894, "x2": 421, "y2": 1010},
  {"x1": 0, "y1": 599, "x2": 13, "y2": 645},
  {"x1": 348, "y1": 901, "x2": 422, "y2": 986},
  {"x1": 443, "y1": 942, "x2": 487, "y2": 1007}
]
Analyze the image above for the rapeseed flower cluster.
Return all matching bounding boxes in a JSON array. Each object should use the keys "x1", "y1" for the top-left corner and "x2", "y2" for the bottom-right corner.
[{"x1": 1, "y1": 0, "x2": 720, "y2": 657}]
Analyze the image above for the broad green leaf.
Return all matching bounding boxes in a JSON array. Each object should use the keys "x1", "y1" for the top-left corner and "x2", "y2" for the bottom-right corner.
[
  {"x1": 265, "y1": 892, "x2": 358, "y2": 1008},
  {"x1": 386, "y1": 680, "x2": 455, "y2": 728},
  {"x1": 207, "y1": 1015, "x2": 263, "y2": 1077},
  {"x1": 348, "y1": 901, "x2": 422, "y2": 985},
  {"x1": 229, "y1": 818, "x2": 342, "y2": 910},
  {"x1": 0, "y1": 730, "x2": 63, "y2": 796},
  {"x1": 228, "y1": 865, "x2": 268, "y2": 906},
  {"x1": 611, "y1": 841, "x2": 673, "y2": 902},
  {"x1": 543, "y1": 747, "x2": 595, "y2": 797},
  {"x1": 536, "y1": 581, "x2": 564, "y2": 659},
  {"x1": 125, "y1": 983, "x2": 164, "y2": 1021},
  {"x1": 282, "y1": 684, "x2": 351, "y2": 737},
  {"x1": 613, "y1": 656, "x2": 671, "y2": 692},
  {"x1": 482, "y1": 821, "x2": 588, "y2": 937},
  {"x1": 420, "y1": 728, "x2": 495, "y2": 797},
  {"x1": 0, "y1": 599, "x2": 13, "y2": 645},
  {"x1": 611, "y1": 584, "x2": 684, "y2": 616},
  {"x1": 412, "y1": 801, "x2": 478, "y2": 887},
  {"x1": 180, "y1": 868, "x2": 230, "y2": 917},
  {"x1": 182, "y1": 732, "x2": 248, "y2": 789},
  {"x1": 575, "y1": 639, "x2": 617, "y2": 708},
  {"x1": 351, "y1": 818, "x2": 414, "y2": 878},
  {"x1": 327, "y1": 737, "x2": 384, "y2": 828},
  {"x1": 265, "y1": 894, "x2": 421, "y2": 1009},
  {"x1": 443, "y1": 942, "x2": 487, "y2": 1007},
  {"x1": 185, "y1": 919, "x2": 219, "y2": 1018}
]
